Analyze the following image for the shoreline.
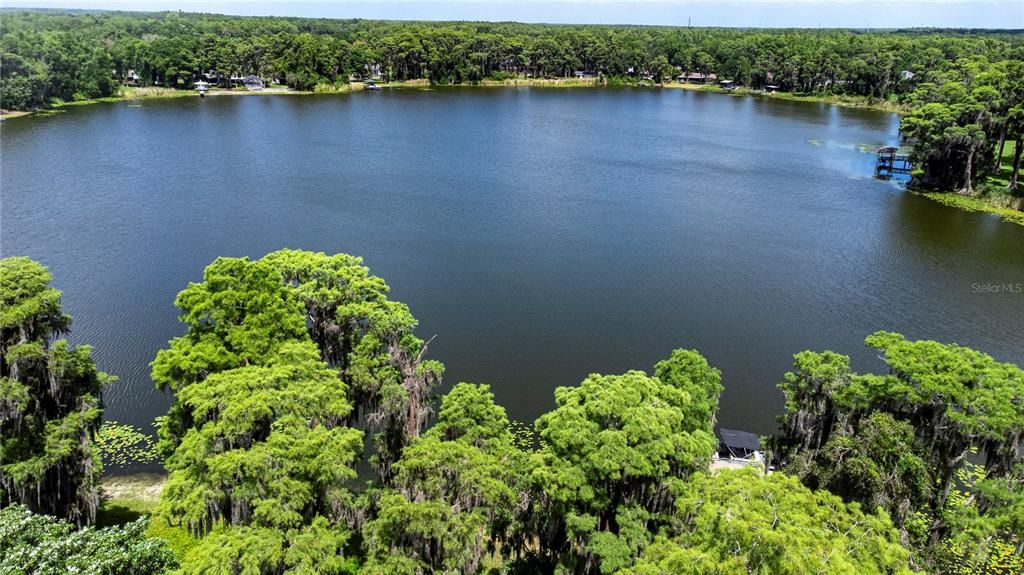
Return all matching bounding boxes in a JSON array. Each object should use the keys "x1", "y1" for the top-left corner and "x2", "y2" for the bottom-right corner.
[
  {"x1": 661, "y1": 83, "x2": 907, "y2": 113},
  {"x1": 0, "y1": 85, "x2": 320, "y2": 119},
  {"x1": 101, "y1": 472, "x2": 166, "y2": 508},
  {"x1": 911, "y1": 188, "x2": 1024, "y2": 226},
  {"x1": 1, "y1": 79, "x2": 904, "y2": 120},
  {"x1": 909, "y1": 140, "x2": 1024, "y2": 226},
  {"x1": 0, "y1": 110, "x2": 33, "y2": 119},
  {"x1": 379, "y1": 79, "x2": 905, "y2": 113}
]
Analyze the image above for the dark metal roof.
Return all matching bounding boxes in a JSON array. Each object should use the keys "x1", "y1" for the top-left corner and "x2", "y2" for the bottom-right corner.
[{"x1": 719, "y1": 428, "x2": 761, "y2": 452}]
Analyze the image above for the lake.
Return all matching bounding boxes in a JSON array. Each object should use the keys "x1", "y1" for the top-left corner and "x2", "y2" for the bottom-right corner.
[{"x1": 2, "y1": 88, "x2": 1022, "y2": 473}]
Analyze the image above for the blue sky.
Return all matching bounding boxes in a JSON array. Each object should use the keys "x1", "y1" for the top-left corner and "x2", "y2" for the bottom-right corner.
[{"x1": 7, "y1": 0, "x2": 1023, "y2": 28}]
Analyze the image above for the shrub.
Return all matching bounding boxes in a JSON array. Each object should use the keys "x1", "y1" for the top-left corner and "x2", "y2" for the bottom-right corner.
[{"x1": 0, "y1": 504, "x2": 177, "y2": 575}]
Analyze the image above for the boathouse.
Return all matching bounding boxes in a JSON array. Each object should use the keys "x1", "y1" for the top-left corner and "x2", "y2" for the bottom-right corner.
[
  {"x1": 876, "y1": 146, "x2": 912, "y2": 175},
  {"x1": 718, "y1": 428, "x2": 761, "y2": 460}
]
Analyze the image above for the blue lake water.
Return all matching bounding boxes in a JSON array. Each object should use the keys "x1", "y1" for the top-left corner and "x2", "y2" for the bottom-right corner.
[{"x1": 2, "y1": 88, "x2": 1022, "y2": 472}]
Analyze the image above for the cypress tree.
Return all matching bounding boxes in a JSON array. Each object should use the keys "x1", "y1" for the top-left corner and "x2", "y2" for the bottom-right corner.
[{"x1": 0, "y1": 257, "x2": 112, "y2": 525}]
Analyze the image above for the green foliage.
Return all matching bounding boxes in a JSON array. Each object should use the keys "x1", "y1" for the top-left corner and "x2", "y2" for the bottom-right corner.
[
  {"x1": 363, "y1": 490, "x2": 486, "y2": 575},
  {"x1": 3, "y1": 10, "x2": 1020, "y2": 206},
  {"x1": 2, "y1": 10, "x2": 1023, "y2": 111},
  {"x1": 773, "y1": 331, "x2": 1024, "y2": 568},
  {"x1": 529, "y1": 350, "x2": 722, "y2": 573},
  {"x1": 902, "y1": 59, "x2": 1024, "y2": 193},
  {"x1": 151, "y1": 256, "x2": 309, "y2": 394},
  {"x1": 363, "y1": 383, "x2": 527, "y2": 573},
  {"x1": 653, "y1": 348, "x2": 724, "y2": 433},
  {"x1": 153, "y1": 249, "x2": 445, "y2": 572},
  {"x1": 791, "y1": 411, "x2": 933, "y2": 528},
  {"x1": 429, "y1": 382, "x2": 513, "y2": 448},
  {"x1": 934, "y1": 459, "x2": 1024, "y2": 572},
  {"x1": 144, "y1": 516, "x2": 198, "y2": 565},
  {"x1": 180, "y1": 519, "x2": 355, "y2": 575},
  {"x1": 0, "y1": 504, "x2": 177, "y2": 575},
  {"x1": 621, "y1": 469, "x2": 917, "y2": 575},
  {"x1": 535, "y1": 370, "x2": 715, "y2": 497},
  {"x1": 258, "y1": 249, "x2": 444, "y2": 482},
  {"x1": 159, "y1": 345, "x2": 363, "y2": 533},
  {"x1": 0, "y1": 257, "x2": 112, "y2": 526}
]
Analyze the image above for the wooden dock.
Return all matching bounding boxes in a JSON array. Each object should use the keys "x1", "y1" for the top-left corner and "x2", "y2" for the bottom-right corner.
[{"x1": 876, "y1": 146, "x2": 912, "y2": 176}]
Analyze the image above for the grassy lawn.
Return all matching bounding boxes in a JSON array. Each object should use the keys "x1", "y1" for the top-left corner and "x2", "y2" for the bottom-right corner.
[
  {"x1": 98, "y1": 473, "x2": 198, "y2": 562},
  {"x1": 988, "y1": 139, "x2": 1017, "y2": 186}
]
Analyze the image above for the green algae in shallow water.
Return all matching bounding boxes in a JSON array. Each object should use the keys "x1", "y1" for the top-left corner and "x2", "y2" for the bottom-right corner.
[
  {"x1": 916, "y1": 190, "x2": 1024, "y2": 226},
  {"x1": 510, "y1": 420, "x2": 545, "y2": 451},
  {"x1": 96, "y1": 421, "x2": 161, "y2": 467},
  {"x1": 812, "y1": 140, "x2": 887, "y2": 153}
]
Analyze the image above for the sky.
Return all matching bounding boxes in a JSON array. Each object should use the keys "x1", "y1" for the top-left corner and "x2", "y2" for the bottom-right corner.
[{"x1": 4, "y1": 0, "x2": 1023, "y2": 29}]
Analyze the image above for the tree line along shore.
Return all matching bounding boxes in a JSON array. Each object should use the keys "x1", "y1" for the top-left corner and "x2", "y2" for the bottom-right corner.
[{"x1": 2, "y1": 252, "x2": 1022, "y2": 575}]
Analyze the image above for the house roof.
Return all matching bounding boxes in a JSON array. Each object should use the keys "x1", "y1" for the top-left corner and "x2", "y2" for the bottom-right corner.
[{"x1": 719, "y1": 428, "x2": 760, "y2": 452}]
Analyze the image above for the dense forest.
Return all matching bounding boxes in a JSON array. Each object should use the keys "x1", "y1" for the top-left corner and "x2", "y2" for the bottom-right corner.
[
  {"x1": 1, "y1": 10, "x2": 1022, "y2": 196},
  {"x1": 1, "y1": 253, "x2": 1022, "y2": 575},
  {"x1": 1, "y1": 10, "x2": 1022, "y2": 99}
]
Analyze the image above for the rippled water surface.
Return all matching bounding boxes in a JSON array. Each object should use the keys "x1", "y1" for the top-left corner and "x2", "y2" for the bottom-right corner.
[{"x1": 3, "y1": 89, "x2": 1022, "y2": 471}]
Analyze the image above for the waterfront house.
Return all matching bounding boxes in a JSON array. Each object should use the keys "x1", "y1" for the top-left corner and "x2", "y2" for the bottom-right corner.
[
  {"x1": 679, "y1": 72, "x2": 718, "y2": 84},
  {"x1": 243, "y1": 75, "x2": 265, "y2": 90},
  {"x1": 114, "y1": 69, "x2": 141, "y2": 86}
]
